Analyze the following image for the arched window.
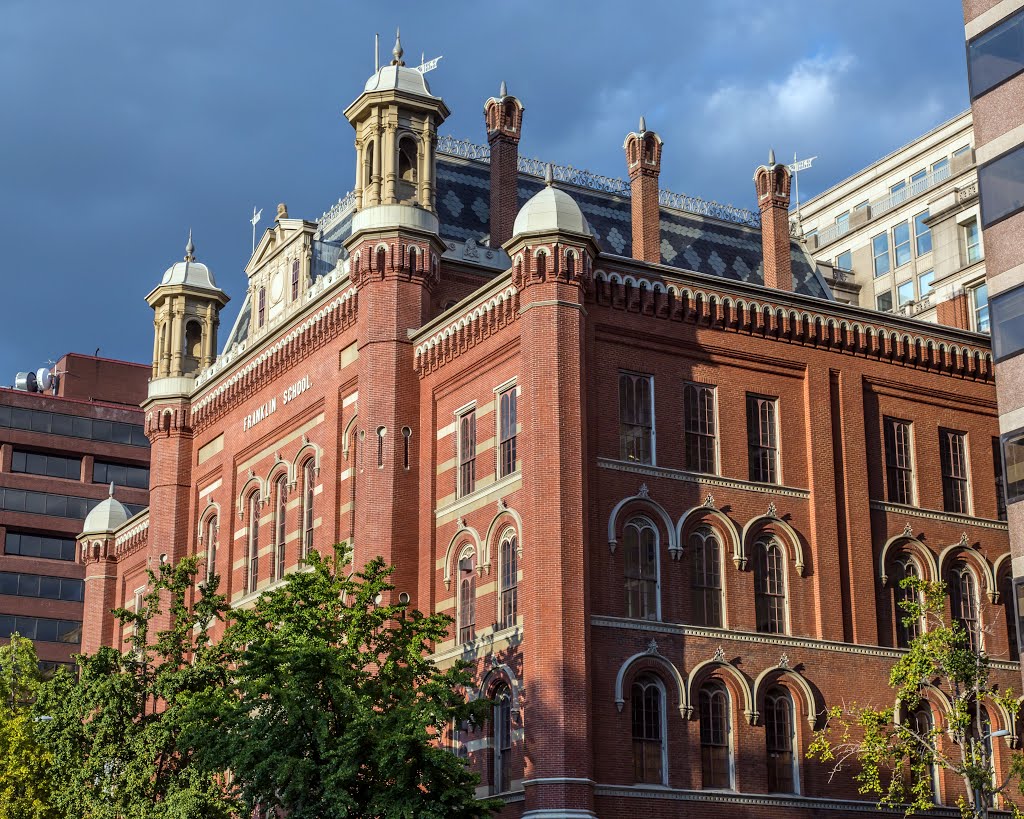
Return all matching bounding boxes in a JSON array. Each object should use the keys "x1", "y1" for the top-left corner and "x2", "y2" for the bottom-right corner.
[
  {"x1": 624, "y1": 517, "x2": 658, "y2": 620},
  {"x1": 398, "y1": 138, "x2": 418, "y2": 202},
  {"x1": 376, "y1": 246, "x2": 387, "y2": 275},
  {"x1": 206, "y1": 515, "x2": 218, "y2": 583},
  {"x1": 499, "y1": 532, "x2": 518, "y2": 630},
  {"x1": 969, "y1": 704, "x2": 996, "y2": 808},
  {"x1": 755, "y1": 537, "x2": 787, "y2": 634},
  {"x1": 257, "y1": 288, "x2": 266, "y2": 328},
  {"x1": 893, "y1": 556, "x2": 923, "y2": 648},
  {"x1": 492, "y1": 683, "x2": 512, "y2": 794},
  {"x1": 291, "y1": 258, "x2": 300, "y2": 301},
  {"x1": 765, "y1": 686, "x2": 798, "y2": 793},
  {"x1": 184, "y1": 321, "x2": 202, "y2": 373},
  {"x1": 1000, "y1": 570, "x2": 1019, "y2": 661},
  {"x1": 906, "y1": 704, "x2": 939, "y2": 803},
  {"x1": 949, "y1": 561, "x2": 981, "y2": 652},
  {"x1": 536, "y1": 250, "x2": 547, "y2": 278},
  {"x1": 692, "y1": 527, "x2": 723, "y2": 627},
  {"x1": 408, "y1": 246, "x2": 418, "y2": 275},
  {"x1": 458, "y1": 551, "x2": 476, "y2": 643},
  {"x1": 631, "y1": 674, "x2": 666, "y2": 785},
  {"x1": 273, "y1": 475, "x2": 287, "y2": 581},
  {"x1": 700, "y1": 681, "x2": 732, "y2": 789},
  {"x1": 301, "y1": 459, "x2": 315, "y2": 558},
  {"x1": 246, "y1": 492, "x2": 260, "y2": 593},
  {"x1": 566, "y1": 252, "x2": 576, "y2": 278},
  {"x1": 364, "y1": 140, "x2": 375, "y2": 191}
]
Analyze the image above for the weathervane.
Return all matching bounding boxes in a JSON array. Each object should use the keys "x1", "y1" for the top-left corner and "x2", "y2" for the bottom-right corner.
[
  {"x1": 417, "y1": 53, "x2": 443, "y2": 74},
  {"x1": 250, "y1": 206, "x2": 262, "y2": 253},
  {"x1": 787, "y1": 152, "x2": 817, "y2": 221}
]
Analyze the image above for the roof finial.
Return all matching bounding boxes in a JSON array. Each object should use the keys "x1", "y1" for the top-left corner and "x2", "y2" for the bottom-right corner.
[
  {"x1": 499, "y1": 80, "x2": 507, "y2": 98},
  {"x1": 185, "y1": 229, "x2": 195, "y2": 262},
  {"x1": 768, "y1": 147, "x2": 776, "y2": 165},
  {"x1": 108, "y1": 481, "x2": 114, "y2": 498},
  {"x1": 392, "y1": 27, "x2": 404, "y2": 66},
  {"x1": 544, "y1": 163, "x2": 554, "y2": 186},
  {"x1": 639, "y1": 115, "x2": 646, "y2": 133}
]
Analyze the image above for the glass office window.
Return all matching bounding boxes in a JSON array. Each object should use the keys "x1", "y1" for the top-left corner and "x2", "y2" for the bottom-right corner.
[
  {"x1": 932, "y1": 157, "x2": 950, "y2": 180},
  {"x1": 991, "y1": 283, "x2": 1024, "y2": 361},
  {"x1": 893, "y1": 221, "x2": 912, "y2": 267},
  {"x1": 1004, "y1": 428, "x2": 1024, "y2": 504},
  {"x1": 919, "y1": 270, "x2": 935, "y2": 297},
  {"x1": 972, "y1": 283, "x2": 990, "y2": 332},
  {"x1": 968, "y1": 9, "x2": 1024, "y2": 99},
  {"x1": 876, "y1": 291, "x2": 893, "y2": 312},
  {"x1": 980, "y1": 145, "x2": 1024, "y2": 227},
  {"x1": 4, "y1": 532, "x2": 77, "y2": 561},
  {"x1": 896, "y1": 280, "x2": 915, "y2": 306},
  {"x1": 93, "y1": 461, "x2": 149, "y2": 489},
  {"x1": 914, "y1": 211, "x2": 931, "y2": 255},
  {"x1": 965, "y1": 219, "x2": 983, "y2": 263},
  {"x1": 835, "y1": 250, "x2": 852, "y2": 272},
  {"x1": 872, "y1": 232, "x2": 890, "y2": 277}
]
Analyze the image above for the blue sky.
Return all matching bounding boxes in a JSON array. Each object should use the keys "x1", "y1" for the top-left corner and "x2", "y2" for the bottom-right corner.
[{"x1": 0, "y1": 0, "x2": 970, "y2": 382}]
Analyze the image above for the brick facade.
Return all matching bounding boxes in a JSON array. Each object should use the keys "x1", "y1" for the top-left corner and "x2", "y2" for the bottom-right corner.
[{"x1": 82, "y1": 58, "x2": 1016, "y2": 818}]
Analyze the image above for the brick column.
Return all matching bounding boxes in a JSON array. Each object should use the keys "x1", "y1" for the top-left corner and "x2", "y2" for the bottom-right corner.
[
  {"x1": 485, "y1": 84, "x2": 524, "y2": 248},
  {"x1": 624, "y1": 118, "x2": 663, "y2": 265},
  {"x1": 936, "y1": 291, "x2": 971, "y2": 330},
  {"x1": 754, "y1": 151, "x2": 794, "y2": 291}
]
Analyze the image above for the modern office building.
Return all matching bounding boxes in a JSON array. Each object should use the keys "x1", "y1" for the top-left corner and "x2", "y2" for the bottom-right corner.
[
  {"x1": 0, "y1": 353, "x2": 150, "y2": 667},
  {"x1": 79, "y1": 39, "x2": 1015, "y2": 817},
  {"x1": 797, "y1": 111, "x2": 989, "y2": 334},
  {"x1": 963, "y1": 1, "x2": 1024, "y2": 693}
]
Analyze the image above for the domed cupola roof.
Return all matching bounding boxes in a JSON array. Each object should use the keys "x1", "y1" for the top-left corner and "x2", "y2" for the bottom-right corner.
[
  {"x1": 81, "y1": 484, "x2": 131, "y2": 535},
  {"x1": 512, "y1": 165, "x2": 592, "y2": 238},
  {"x1": 159, "y1": 231, "x2": 220, "y2": 291},
  {"x1": 362, "y1": 30, "x2": 439, "y2": 99}
]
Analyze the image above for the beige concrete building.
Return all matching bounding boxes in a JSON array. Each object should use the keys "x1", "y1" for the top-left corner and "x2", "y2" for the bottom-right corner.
[{"x1": 797, "y1": 111, "x2": 988, "y2": 334}]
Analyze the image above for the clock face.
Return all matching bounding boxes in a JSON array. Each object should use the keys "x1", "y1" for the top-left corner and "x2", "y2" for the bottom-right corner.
[{"x1": 270, "y1": 267, "x2": 285, "y2": 303}]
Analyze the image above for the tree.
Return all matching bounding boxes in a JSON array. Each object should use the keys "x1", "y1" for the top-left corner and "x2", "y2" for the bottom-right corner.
[
  {"x1": 34, "y1": 558, "x2": 238, "y2": 819},
  {"x1": 189, "y1": 544, "x2": 500, "y2": 819},
  {"x1": 808, "y1": 577, "x2": 1024, "y2": 818},
  {"x1": 0, "y1": 635, "x2": 57, "y2": 819}
]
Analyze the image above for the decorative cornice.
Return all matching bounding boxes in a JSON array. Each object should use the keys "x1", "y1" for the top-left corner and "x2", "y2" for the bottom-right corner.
[
  {"x1": 598, "y1": 458, "x2": 811, "y2": 499},
  {"x1": 869, "y1": 500, "x2": 1009, "y2": 531},
  {"x1": 414, "y1": 285, "x2": 520, "y2": 376}
]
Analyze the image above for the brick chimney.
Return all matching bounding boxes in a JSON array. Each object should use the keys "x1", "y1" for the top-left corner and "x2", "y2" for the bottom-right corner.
[
  {"x1": 624, "y1": 117, "x2": 663, "y2": 264},
  {"x1": 936, "y1": 289, "x2": 971, "y2": 329},
  {"x1": 754, "y1": 150, "x2": 794, "y2": 291},
  {"x1": 484, "y1": 82, "x2": 524, "y2": 248}
]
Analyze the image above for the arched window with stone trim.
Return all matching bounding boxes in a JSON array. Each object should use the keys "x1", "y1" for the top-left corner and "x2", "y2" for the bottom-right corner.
[
  {"x1": 893, "y1": 555, "x2": 924, "y2": 648},
  {"x1": 492, "y1": 682, "x2": 512, "y2": 795},
  {"x1": 408, "y1": 245, "x2": 418, "y2": 275},
  {"x1": 969, "y1": 703, "x2": 996, "y2": 808},
  {"x1": 457, "y1": 550, "x2": 476, "y2": 643},
  {"x1": 631, "y1": 674, "x2": 666, "y2": 785},
  {"x1": 184, "y1": 321, "x2": 202, "y2": 374},
  {"x1": 246, "y1": 491, "x2": 260, "y2": 593},
  {"x1": 906, "y1": 703, "x2": 940, "y2": 803},
  {"x1": 765, "y1": 686, "x2": 798, "y2": 793},
  {"x1": 699, "y1": 680, "x2": 732, "y2": 789},
  {"x1": 536, "y1": 250, "x2": 547, "y2": 278},
  {"x1": 566, "y1": 250, "x2": 576, "y2": 279},
  {"x1": 301, "y1": 458, "x2": 316, "y2": 558},
  {"x1": 397, "y1": 136, "x2": 418, "y2": 203},
  {"x1": 755, "y1": 536, "x2": 787, "y2": 634},
  {"x1": 949, "y1": 560, "x2": 982, "y2": 652},
  {"x1": 624, "y1": 517, "x2": 659, "y2": 620},
  {"x1": 692, "y1": 526, "x2": 723, "y2": 627},
  {"x1": 499, "y1": 530, "x2": 518, "y2": 630},
  {"x1": 205, "y1": 514, "x2": 218, "y2": 583},
  {"x1": 273, "y1": 474, "x2": 287, "y2": 581}
]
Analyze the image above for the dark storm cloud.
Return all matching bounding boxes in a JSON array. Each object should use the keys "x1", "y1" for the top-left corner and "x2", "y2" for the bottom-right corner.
[{"x1": 0, "y1": 0, "x2": 968, "y2": 379}]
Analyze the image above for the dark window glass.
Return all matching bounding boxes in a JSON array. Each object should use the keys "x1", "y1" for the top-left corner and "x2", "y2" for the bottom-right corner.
[
  {"x1": 1000, "y1": 572, "x2": 1019, "y2": 661},
  {"x1": 968, "y1": 10, "x2": 1024, "y2": 99},
  {"x1": 980, "y1": 144, "x2": 1024, "y2": 227},
  {"x1": 684, "y1": 383, "x2": 717, "y2": 473},
  {"x1": 765, "y1": 687, "x2": 797, "y2": 793},
  {"x1": 10, "y1": 450, "x2": 81, "y2": 481},
  {"x1": 0, "y1": 407, "x2": 146, "y2": 447},
  {"x1": 274, "y1": 476, "x2": 287, "y2": 581},
  {"x1": 1004, "y1": 428, "x2": 1024, "y2": 505},
  {"x1": 258, "y1": 288, "x2": 266, "y2": 327},
  {"x1": 4, "y1": 532, "x2": 77, "y2": 561},
  {"x1": 301, "y1": 460, "x2": 315, "y2": 558},
  {"x1": 499, "y1": 388, "x2": 517, "y2": 478},
  {"x1": 247, "y1": 492, "x2": 260, "y2": 594},
  {"x1": 458, "y1": 553, "x2": 476, "y2": 643},
  {"x1": 0, "y1": 572, "x2": 83, "y2": 602},
  {"x1": 892, "y1": 557, "x2": 921, "y2": 648},
  {"x1": 93, "y1": 461, "x2": 149, "y2": 489},
  {"x1": 990, "y1": 283, "x2": 1024, "y2": 362},
  {"x1": 0, "y1": 615, "x2": 82, "y2": 645},
  {"x1": 755, "y1": 538, "x2": 787, "y2": 634},
  {"x1": 700, "y1": 682, "x2": 731, "y2": 789},
  {"x1": 884, "y1": 418, "x2": 915, "y2": 505},
  {"x1": 619, "y1": 373, "x2": 653, "y2": 464},
  {"x1": 747, "y1": 395, "x2": 778, "y2": 483},
  {"x1": 624, "y1": 518, "x2": 658, "y2": 620},
  {"x1": 206, "y1": 516, "x2": 218, "y2": 582},
  {"x1": 994, "y1": 437, "x2": 1009, "y2": 521},
  {"x1": 499, "y1": 534, "x2": 517, "y2": 629},
  {"x1": 939, "y1": 429, "x2": 971, "y2": 514},
  {"x1": 631, "y1": 675, "x2": 664, "y2": 784},
  {"x1": 492, "y1": 685, "x2": 512, "y2": 794},
  {"x1": 950, "y1": 563, "x2": 982, "y2": 652},
  {"x1": 458, "y1": 411, "x2": 476, "y2": 497},
  {"x1": 291, "y1": 258, "x2": 300, "y2": 300},
  {"x1": 691, "y1": 527, "x2": 722, "y2": 627}
]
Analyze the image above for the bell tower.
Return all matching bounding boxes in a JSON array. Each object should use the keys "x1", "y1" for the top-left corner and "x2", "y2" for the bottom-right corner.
[{"x1": 344, "y1": 32, "x2": 449, "y2": 600}]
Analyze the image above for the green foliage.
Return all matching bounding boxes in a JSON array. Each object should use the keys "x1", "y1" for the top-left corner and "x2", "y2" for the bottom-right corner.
[
  {"x1": 34, "y1": 558, "x2": 238, "y2": 819},
  {"x1": 0, "y1": 636, "x2": 58, "y2": 819},
  {"x1": 189, "y1": 544, "x2": 500, "y2": 819},
  {"x1": 808, "y1": 577, "x2": 1024, "y2": 818}
]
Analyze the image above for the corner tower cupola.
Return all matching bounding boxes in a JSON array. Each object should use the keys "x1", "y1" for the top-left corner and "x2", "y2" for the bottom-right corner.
[
  {"x1": 345, "y1": 30, "x2": 450, "y2": 228},
  {"x1": 146, "y1": 232, "x2": 229, "y2": 390}
]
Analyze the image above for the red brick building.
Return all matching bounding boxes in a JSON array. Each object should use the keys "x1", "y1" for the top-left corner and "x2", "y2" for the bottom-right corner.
[
  {"x1": 82, "y1": 39, "x2": 1018, "y2": 817},
  {"x1": 0, "y1": 353, "x2": 149, "y2": 667}
]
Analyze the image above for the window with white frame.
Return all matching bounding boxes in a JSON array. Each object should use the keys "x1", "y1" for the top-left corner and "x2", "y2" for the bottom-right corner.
[
  {"x1": 896, "y1": 280, "x2": 915, "y2": 306},
  {"x1": 940, "y1": 429, "x2": 971, "y2": 514},
  {"x1": 971, "y1": 282, "x2": 990, "y2": 332},
  {"x1": 492, "y1": 684, "x2": 512, "y2": 794},
  {"x1": 624, "y1": 517, "x2": 658, "y2": 620},
  {"x1": 835, "y1": 249, "x2": 852, "y2": 273},
  {"x1": 273, "y1": 474, "x2": 287, "y2": 581},
  {"x1": 872, "y1": 232, "x2": 890, "y2": 277},
  {"x1": 498, "y1": 387, "x2": 517, "y2": 478},
  {"x1": 458, "y1": 410, "x2": 476, "y2": 497},
  {"x1": 949, "y1": 562, "x2": 982, "y2": 652},
  {"x1": 684, "y1": 383, "x2": 717, "y2": 474},
  {"x1": 919, "y1": 270, "x2": 935, "y2": 298},
  {"x1": 301, "y1": 459, "x2": 315, "y2": 558},
  {"x1": 884, "y1": 418, "x2": 915, "y2": 505},
  {"x1": 876, "y1": 290, "x2": 893, "y2": 312},
  {"x1": 754, "y1": 537, "x2": 787, "y2": 635},
  {"x1": 691, "y1": 527, "x2": 723, "y2": 628},
  {"x1": 206, "y1": 515, "x2": 218, "y2": 583},
  {"x1": 632, "y1": 674, "x2": 666, "y2": 785},
  {"x1": 747, "y1": 394, "x2": 778, "y2": 484},
  {"x1": 499, "y1": 531, "x2": 517, "y2": 629},
  {"x1": 457, "y1": 551, "x2": 476, "y2": 643},
  {"x1": 619, "y1": 372, "x2": 654, "y2": 464},
  {"x1": 893, "y1": 220, "x2": 911, "y2": 268},
  {"x1": 914, "y1": 211, "x2": 931, "y2": 255},
  {"x1": 892, "y1": 555, "x2": 923, "y2": 648},
  {"x1": 246, "y1": 492, "x2": 260, "y2": 593},
  {"x1": 964, "y1": 218, "x2": 983, "y2": 265}
]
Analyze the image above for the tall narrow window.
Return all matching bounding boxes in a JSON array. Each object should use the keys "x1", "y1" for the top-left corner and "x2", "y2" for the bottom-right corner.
[
  {"x1": 893, "y1": 220, "x2": 912, "y2": 268},
  {"x1": 972, "y1": 282, "x2": 990, "y2": 332},
  {"x1": 755, "y1": 537, "x2": 787, "y2": 634},
  {"x1": 619, "y1": 373, "x2": 654, "y2": 464},
  {"x1": 206, "y1": 516, "x2": 218, "y2": 583},
  {"x1": 624, "y1": 518, "x2": 658, "y2": 620},
  {"x1": 458, "y1": 410, "x2": 476, "y2": 497},
  {"x1": 940, "y1": 429, "x2": 971, "y2": 514},
  {"x1": 631, "y1": 675, "x2": 665, "y2": 785},
  {"x1": 273, "y1": 475, "x2": 287, "y2": 581},
  {"x1": 965, "y1": 219, "x2": 982, "y2": 265},
  {"x1": 907, "y1": 706, "x2": 939, "y2": 802},
  {"x1": 566, "y1": 251, "x2": 576, "y2": 278},
  {"x1": 872, "y1": 232, "x2": 890, "y2": 277},
  {"x1": 499, "y1": 532, "x2": 518, "y2": 630},
  {"x1": 691, "y1": 527, "x2": 722, "y2": 627},
  {"x1": 291, "y1": 258, "x2": 300, "y2": 301},
  {"x1": 492, "y1": 684, "x2": 512, "y2": 794},
  {"x1": 914, "y1": 211, "x2": 932, "y2": 256},
  {"x1": 402, "y1": 427, "x2": 412, "y2": 471},
  {"x1": 376, "y1": 426, "x2": 385, "y2": 468},
  {"x1": 1000, "y1": 571, "x2": 1019, "y2": 661},
  {"x1": 884, "y1": 418, "x2": 915, "y2": 505},
  {"x1": 893, "y1": 556, "x2": 922, "y2": 648},
  {"x1": 765, "y1": 687, "x2": 798, "y2": 793},
  {"x1": 684, "y1": 383, "x2": 717, "y2": 474},
  {"x1": 301, "y1": 460, "x2": 315, "y2": 558},
  {"x1": 700, "y1": 681, "x2": 732, "y2": 789},
  {"x1": 499, "y1": 388, "x2": 517, "y2": 478},
  {"x1": 747, "y1": 395, "x2": 779, "y2": 483},
  {"x1": 458, "y1": 553, "x2": 476, "y2": 643},
  {"x1": 536, "y1": 250, "x2": 547, "y2": 278},
  {"x1": 376, "y1": 246, "x2": 387, "y2": 274},
  {"x1": 408, "y1": 246, "x2": 418, "y2": 274},
  {"x1": 246, "y1": 492, "x2": 260, "y2": 594},
  {"x1": 994, "y1": 437, "x2": 1008, "y2": 521},
  {"x1": 257, "y1": 288, "x2": 266, "y2": 327},
  {"x1": 950, "y1": 562, "x2": 982, "y2": 652}
]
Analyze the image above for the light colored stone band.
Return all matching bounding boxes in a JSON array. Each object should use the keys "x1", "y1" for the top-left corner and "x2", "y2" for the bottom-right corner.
[
  {"x1": 966, "y1": 0, "x2": 1024, "y2": 41},
  {"x1": 977, "y1": 120, "x2": 1024, "y2": 165}
]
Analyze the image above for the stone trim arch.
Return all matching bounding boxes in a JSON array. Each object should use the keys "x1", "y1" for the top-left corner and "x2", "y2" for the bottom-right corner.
[
  {"x1": 878, "y1": 535, "x2": 938, "y2": 586},
  {"x1": 265, "y1": 457, "x2": 290, "y2": 491},
  {"x1": 476, "y1": 663, "x2": 522, "y2": 710},
  {"x1": 937, "y1": 542, "x2": 995, "y2": 602},
  {"x1": 237, "y1": 474, "x2": 265, "y2": 517},
  {"x1": 685, "y1": 659, "x2": 755, "y2": 724},
  {"x1": 484, "y1": 506, "x2": 523, "y2": 576},
  {"x1": 742, "y1": 514, "x2": 806, "y2": 576},
  {"x1": 197, "y1": 499, "x2": 221, "y2": 545},
  {"x1": 443, "y1": 525, "x2": 484, "y2": 591},
  {"x1": 753, "y1": 666, "x2": 818, "y2": 729},
  {"x1": 613, "y1": 644, "x2": 687, "y2": 719},
  {"x1": 608, "y1": 488, "x2": 679, "y2": 558},
  {"x1": 291, "y1": 439, "x2": 322, "y2": 487},
  {"x1": 342, "y1": 413, "x2": 358, "y2": 459},
  {"x1": 676, "y1": 505, "x2": 742, "y2": 569},
  {"x1": 994, "y1": 552, "x2": 1013, "y2": 604}
]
